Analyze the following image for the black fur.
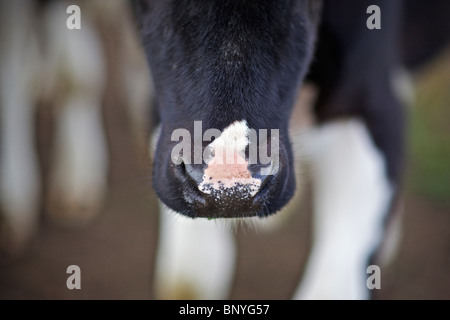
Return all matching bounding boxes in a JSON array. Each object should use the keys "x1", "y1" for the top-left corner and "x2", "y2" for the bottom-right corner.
[{"x1": 307, "y1": 0, "x2": 405, "y2": 182}]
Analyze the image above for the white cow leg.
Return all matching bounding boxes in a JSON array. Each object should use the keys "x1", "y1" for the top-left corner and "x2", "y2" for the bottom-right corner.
[
  {"x1": 154, "y1": 204, "x2": 236, "y2": 299},
  {"x1": 47, "y1": 95, "x2": 108, "y2": 226},
  {"x1": 0, "y1": 61, "x2": 40, "y2": 253},
  {"x1": 0, "y1": 0, "x2": 41, "y2": 253},
  {"x1": 44, "y1": 2, "x2": 108, "y2": 226},
  {"x1": 292, "y1": 119, "x2": 394, "y2": 299}
]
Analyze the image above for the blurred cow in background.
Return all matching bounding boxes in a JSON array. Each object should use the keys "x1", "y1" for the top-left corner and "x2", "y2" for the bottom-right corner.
[{"x1": 0, "y1": 0, "x2": 151, "y2": 253}]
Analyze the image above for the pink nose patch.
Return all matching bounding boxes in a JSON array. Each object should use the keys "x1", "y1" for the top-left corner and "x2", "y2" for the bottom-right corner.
[
  {"x1": 199, "y1": 149, "x2": 261, "y2": 197},
  {"x1": 205, "y1": 151, "x2": 250, "y2": 179}
]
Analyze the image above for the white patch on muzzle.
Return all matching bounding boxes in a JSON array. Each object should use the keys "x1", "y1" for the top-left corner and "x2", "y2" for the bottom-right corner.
[{"x1": 198, "y1": 120, "x2": 261, "y2": 197}]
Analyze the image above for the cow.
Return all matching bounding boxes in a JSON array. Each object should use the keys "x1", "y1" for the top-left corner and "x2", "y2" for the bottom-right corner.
[{"x1": 133, "y1": 0, "x2": 450, "y2": 300}]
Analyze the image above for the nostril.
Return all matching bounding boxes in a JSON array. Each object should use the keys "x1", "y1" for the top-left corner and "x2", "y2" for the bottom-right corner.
[
  {"x1": 183, "y1": 162, "x2": 205, "y2": 185},
  {"x1": 248, "y1": 160, "x2": 277, "y2": 180},
  {"x1": 249, "y1": 160, "x2": 279, "y2": 203},
  {"x1": 173, "y1": 161, "x2": 207, "y2": 206}
]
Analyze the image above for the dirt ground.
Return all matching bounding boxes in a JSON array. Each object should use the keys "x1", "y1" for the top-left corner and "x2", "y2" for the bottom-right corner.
[{"x1": 0, "y1": 118, "x2": 449, "y2": 300}]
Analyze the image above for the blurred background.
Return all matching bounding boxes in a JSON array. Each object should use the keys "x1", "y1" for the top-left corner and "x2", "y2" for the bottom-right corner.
[{"x1": 0, "y1": 0, "x2": 449, "y2": 299}]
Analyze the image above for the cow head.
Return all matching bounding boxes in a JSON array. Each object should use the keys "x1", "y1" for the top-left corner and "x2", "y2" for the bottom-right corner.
[{"x1": 134, "y1": 0, "x2": 321, "y2": 218}]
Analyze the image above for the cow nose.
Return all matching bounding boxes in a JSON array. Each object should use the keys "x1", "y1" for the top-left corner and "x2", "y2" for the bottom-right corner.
[{"x1": 179, "y1": 156, "x2": 277, "y2": 218}]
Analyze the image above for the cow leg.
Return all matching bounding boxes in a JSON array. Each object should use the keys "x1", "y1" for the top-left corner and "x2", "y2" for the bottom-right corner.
[
  {"x1": 0, "y1": 0, "x2": 41, "y2": 252},
  {"x1": 291, "y1": 0, "x2": 408, "y2": 299},
  {"x1": 43, "y1": 2, "x2": 108, "y2": 226},
  {"x1": 153, "y1": 204, "x2": 236, "y2": 300},
  {"x1": 292, "y1": 119, "x2": 395, "y2": 299},
  {"x1": 47, "y1": 95, "x2": 108, "y2": 226}
]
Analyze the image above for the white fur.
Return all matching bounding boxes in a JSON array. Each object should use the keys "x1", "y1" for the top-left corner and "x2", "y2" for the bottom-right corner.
[
  {"x1": 48, "y1": 95, "x2": 108, "y2": 225},
  {"x1": 391, "y1": 68, "x2": 414, "y2": 106},
  {"x1": 0, "y1": 0, "x2": 41, "y2": 251},
  {"x1": 44, "y1": 1, "x2": 108, "y2": 225},
  {"x1": 208, "y1": 120, "x2": 250, "y2": 159},
  {"x1": 292, "y1": 119, "x2": 393, "y2": 299},
  {"x1": 154, "y1": 204, "x2": 236, "y2": 299}
]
